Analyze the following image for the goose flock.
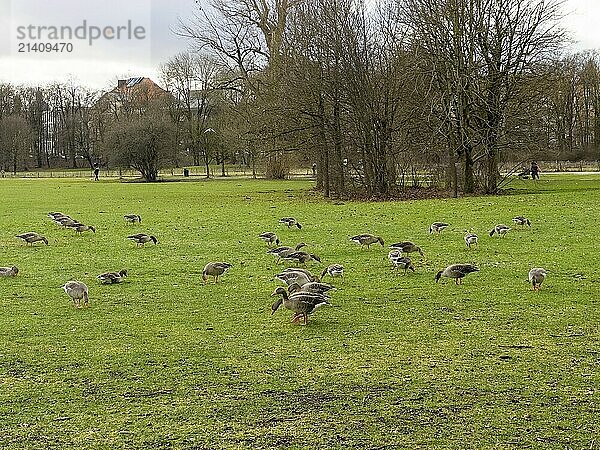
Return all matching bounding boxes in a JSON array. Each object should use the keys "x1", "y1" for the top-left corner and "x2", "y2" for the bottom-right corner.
[
  {"x1": 4, "y1": 212, "x2": 159, "y2": 308},
  {"x1": 1, "y1": 211, "x2": 548, "y2": 322},
  {"x1": 261, "y1": 216, "x2": 546, "y2": 324}
]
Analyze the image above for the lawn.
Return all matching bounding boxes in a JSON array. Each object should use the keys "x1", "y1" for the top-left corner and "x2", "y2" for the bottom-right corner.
[{"x1": 0, "y1": 175, "x2": 598, "y2": 449}]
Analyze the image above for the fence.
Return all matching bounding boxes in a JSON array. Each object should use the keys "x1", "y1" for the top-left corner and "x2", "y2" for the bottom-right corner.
[{"x1": 0, "y1": 166, "x2": 316, "y2": 180}]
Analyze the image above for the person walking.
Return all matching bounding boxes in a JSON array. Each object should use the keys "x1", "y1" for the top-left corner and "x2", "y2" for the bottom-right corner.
[
  {"x1": 93, "y1": 166, "x2": 100, "y2": 181},
  {"x1": 530, "y1": 161, "x2": 540, "y2": 180}
]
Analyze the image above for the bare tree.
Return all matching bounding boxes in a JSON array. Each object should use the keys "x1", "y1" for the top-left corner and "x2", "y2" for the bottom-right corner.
[
  {"x1": 400, "y1": 0, "x2": 564, "y2": 194},
  {"x1": 161, "y1": 52, "x2": 221, "y2": 173},
  {"x1": 104, "y1": 112, "x2": 177, "y2": 182},
  {"x1": 0, "y1": 115, "x2": 33, "y2": 174}
]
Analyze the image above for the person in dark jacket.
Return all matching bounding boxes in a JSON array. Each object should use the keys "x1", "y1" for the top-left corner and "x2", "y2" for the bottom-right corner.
[{"x1": 530, "y1": 161, "x2": 540, "y2": 180}]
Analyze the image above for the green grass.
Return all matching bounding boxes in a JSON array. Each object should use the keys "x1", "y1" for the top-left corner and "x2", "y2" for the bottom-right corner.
[{"x1": 0, "y1": 176, "x2": 598, "y2": 449}]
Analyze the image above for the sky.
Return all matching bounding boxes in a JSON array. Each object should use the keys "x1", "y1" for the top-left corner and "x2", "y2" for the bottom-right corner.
[{"x1": 0, "y1": 0, "x2": 599, "y2": 92}]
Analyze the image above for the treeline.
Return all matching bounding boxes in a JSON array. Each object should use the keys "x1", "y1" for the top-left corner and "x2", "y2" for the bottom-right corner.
[
  {"x1": 1, "y1": 0, "x2": 600, "y2": 196},
  {"x1": 178, "y1": 0, "x2": 600, "y2": 196},
  {"x1": 0, "y1": 83, "x2": 98, "y2": 172}
]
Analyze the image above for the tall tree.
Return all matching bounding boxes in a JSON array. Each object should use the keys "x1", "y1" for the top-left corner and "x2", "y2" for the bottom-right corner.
[{"x1": 104, "y1": 112, "x2": 177, "y2": 182}]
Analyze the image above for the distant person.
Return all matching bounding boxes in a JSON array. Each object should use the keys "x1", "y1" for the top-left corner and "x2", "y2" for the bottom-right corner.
[
  {"x1": 94, "y1": 166, "x2": 100, "y2": 181},
  {"x1": 312, "y1": 163, "x2": 317, "y2": 177},
  {"x1": 530, "y1": 161, "x2": 540, "y2": 180}
]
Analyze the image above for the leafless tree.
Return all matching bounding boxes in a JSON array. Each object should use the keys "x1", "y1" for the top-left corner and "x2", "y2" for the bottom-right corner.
[
  {"x1": 104, "y1": 111, "x2": 177, "y2": 182},
  {"x1": 0, "y1": 115, "x2": 34, "y2": 174}
]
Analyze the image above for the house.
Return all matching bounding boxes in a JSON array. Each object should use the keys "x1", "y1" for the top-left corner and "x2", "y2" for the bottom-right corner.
[{"x1": 96, "y1": 77, "x2": 172, "y2": 118}]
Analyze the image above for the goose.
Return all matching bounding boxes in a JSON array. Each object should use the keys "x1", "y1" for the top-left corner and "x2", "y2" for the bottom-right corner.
[
  {"x1": 288, "y1": 281, "x2": 335, "y2": 296},
  {"x1": 435, "y1": 264, "x2": 479, "y2": 285},
  {"x1": 513, "y1": 216, "x2": 531, "y2": 227},
  {"x1": 0, "y1": 266, "x2": 19, "y2": 277},
  {"x1": 281, "y1": 267, "x2": 320, "y2": 281},
  {"x1": 275, "y1": 270, "x2": 313, "y2": 286},
  {"x1": 489, "y1": 224, "x2": 511, "y2": 237},
  {"x1": 124, "y1": 214, "x2": 142, "y2": 224},
  {"x1": 127, "y1": 233, "x2": 158, "y2": 246},
  {"x1": 321, "y1": 264, "x2": 344, "y2": 280},
  {"x1": 55, "y1": 217, "x2": 78, "y2": 227},
  {"x1": 259, "y1": 232, "x2": 280, "y2": 246},
  {"x1": 63, "y1": 280, "x2": 89, "y2": 308},
  {"x1": 464, "y1": 233, "x2": 478, "y2": 248},
  {"x1": 16, "y1": 232, "x2": 48, "y2": 245},
  {"x1": 528, "y1": 268, "x2": 547, "y2": 291},
  {"x1": 267, "y1": 243, "x2": 306, "y2": 263},
  {"x1": 430, "y1": 222, "x2": 449, "y2": 233},
  {"x1": 350, "y1": 234, "x2": 384, "y2": 249},
  {"x1": 48, "y1": 212, "x2": 69, "y2": 221},
  {"x1": 97, "y1": 269, "x2": 128, "y2": 284},
  {"x1": 202, "y1": 262, "x2": 232, "y2": 283},
  {"x1": 72, "y1": 224, "x2": 96, "y2": 234},
  {"x1": 282, "y1": 251, "x2": 321, "y2": 265},
  {"x1": 389, "y1": 241, "x2": 424, "y2": 257},
  {"x1": 388, "y1": 250, "x2": 415, "y2": 273},
  {"x1": 279, "y1": 217, "x2": 302, "y2": 229},
  {"x1": 271, "y1": 287, "x2": 331, "y2": 325}
]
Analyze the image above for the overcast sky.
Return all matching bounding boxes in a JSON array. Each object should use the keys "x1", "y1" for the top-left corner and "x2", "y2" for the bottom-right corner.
[{"x1": 0, "y1": 0, "x2": 599, "y2": 92}]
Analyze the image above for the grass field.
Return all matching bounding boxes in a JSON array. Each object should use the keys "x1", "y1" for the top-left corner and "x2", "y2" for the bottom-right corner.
[{"x1": 0, "y1": 175, "x2": 599, "y2": 449}]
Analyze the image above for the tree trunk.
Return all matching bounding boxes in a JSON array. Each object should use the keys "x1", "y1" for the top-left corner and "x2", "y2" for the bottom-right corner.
[
  {"x1": 323, "y1": 148, "x2": 330, "y2": 198},
  {"x1": 464, "y1": 144, "x2": 475, "y2": 194},
  {"x1": 333, "y1": 99, "x2": 344, "y2": 194}
]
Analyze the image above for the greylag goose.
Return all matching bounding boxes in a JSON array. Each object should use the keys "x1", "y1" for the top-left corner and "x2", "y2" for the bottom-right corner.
[
  {"x1": 127, "y1": 233, "x2": 158, "y2": 246},
  {"x1": 388, "y1": 250, "x2": 415, "y2": 273},
  {"x1": 528, "y1": 268, "x2": 547, "y2": 291},
  {"x1": 279, "y1": 217, "x2": 302, "y2": 229},
  {"x1": 268, "y1": 243, "x2": 306, "y2": 263},
  {"x1": 97, "y1": 269, "x2": 128, "y2": 284},
  {"x1": 350, "y1": 234, "x2": 384, "y2": 249},
  {"x1": 271, "y1": 287, "x2": 331, "y2": 325},
  {"x1": 124, "y1": 214, "x2": 142, "y2": 224},
  {"x1": 429, "y1": 222, "x2": 449, "y2": 233},
  {"x1": 16, "y1": 232, "x2": 48, "y2": 245},
  {"x1": 63, "y1": 281, "x2": 89, "y2": 308},
  {"x1": 275, "y1": 270, "x2": 313, "y2": 286},
  {"x1": 464, "y1": 233, "x2": 478, "y2": 248},
  {"x1": 288, "y1": 281, "x2": 335, "y2": 296},
  {"x1": 435, "y1": 264, "x2": 479, "y2": 285},
  {"x1": 202, "y1": 262, "x2": 232, "y2": 283},
  {"x1": 0, "y1": 266, "x2": 18, "y2": 277},
  {"x1": 489, "y1": 225, "x2": 511, "y2": 237},
  {"x1": 259, "y1": 232, "x2": 280, "y2": 246},
  {"x1": 389, "y1": 241, "x2": 424, "y2": 257},
  {"x1": 282, "y1": 251, "x2": 321, "y2": 264},
  {"x1": 321, "y1": 264, "x2": 344, "y2": 280},
  {"x1": 72, "y1": 224, "x2": 96, "y2": 234},
  {"x1": 513, "y1": 216, "x2": 531, "y2": 227}
]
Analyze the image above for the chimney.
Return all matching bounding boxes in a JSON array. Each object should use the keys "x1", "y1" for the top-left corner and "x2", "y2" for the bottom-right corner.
[{"x1": 118, "y1": 79, "x2": 126, "y2": 89}]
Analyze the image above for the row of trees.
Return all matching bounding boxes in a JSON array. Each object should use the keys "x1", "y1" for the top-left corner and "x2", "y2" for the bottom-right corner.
[
  {"x1": 178, "y1": 0, "x2": 600, "y2": 196},
  {"x1": 1, "y1": 0, "x2": 600, "y2": 195},
  {"x1": 0, "y1": 82, "x2": 100, "y2": 172}
]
